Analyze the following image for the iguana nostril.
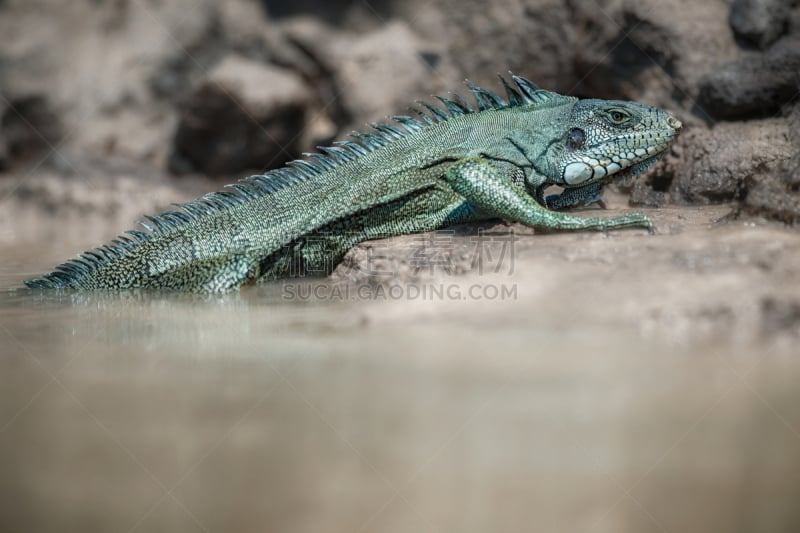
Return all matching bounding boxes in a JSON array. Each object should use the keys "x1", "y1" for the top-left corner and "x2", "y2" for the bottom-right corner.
[{"x1": 668, "y1": 115, "x2": 682, "y2": 131}]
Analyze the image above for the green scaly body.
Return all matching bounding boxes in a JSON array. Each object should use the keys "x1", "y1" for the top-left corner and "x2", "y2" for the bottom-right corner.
[{"x1": 25, "y1": 74, "x2": 681, "y2": 291}]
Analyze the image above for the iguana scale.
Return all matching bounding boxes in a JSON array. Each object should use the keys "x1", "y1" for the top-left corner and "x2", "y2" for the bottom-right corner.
[{"x1": 26, "y1": 74, "x2": 682, "y2": 291}]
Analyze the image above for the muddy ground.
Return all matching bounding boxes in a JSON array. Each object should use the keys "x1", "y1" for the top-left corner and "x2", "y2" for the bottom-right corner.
[{"x1": 1, "y1": 0, "x2": 799, "y2": 341}]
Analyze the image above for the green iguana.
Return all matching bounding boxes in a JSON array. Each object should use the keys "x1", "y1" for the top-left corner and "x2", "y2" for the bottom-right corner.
[{"x1": 26, "y1": 74, "x2": 681, "y2": 291}]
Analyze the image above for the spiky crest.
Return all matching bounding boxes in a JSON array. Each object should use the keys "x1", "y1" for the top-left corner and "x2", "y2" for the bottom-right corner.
[{"x1": 25, "y1": 74, "x2": 560, "y2": 289}]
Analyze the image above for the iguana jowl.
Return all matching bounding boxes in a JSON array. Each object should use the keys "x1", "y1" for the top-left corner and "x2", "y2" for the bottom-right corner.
[{"x1": 26, "y1": 74, "x2": 682, "y2": 291}]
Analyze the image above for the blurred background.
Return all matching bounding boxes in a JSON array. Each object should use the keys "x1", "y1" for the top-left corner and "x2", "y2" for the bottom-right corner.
[
  {"x1": 0, "y1": 0, "x2": 798, "y2": 234},
  {"x1": 1, "y1": 0, "x2": 800, "y2": 532}
]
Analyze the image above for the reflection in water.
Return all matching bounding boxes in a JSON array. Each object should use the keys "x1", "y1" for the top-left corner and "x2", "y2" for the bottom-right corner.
[
  {"x1": 1, "y1": 260, "x2": 800, "y2": 533},
  {"x1": 3, "y1": 279, "x2": 378, "y2": 355}
]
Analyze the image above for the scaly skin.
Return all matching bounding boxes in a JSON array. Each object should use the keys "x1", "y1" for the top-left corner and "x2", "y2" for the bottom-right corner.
[{"x1": 26, "y1": 74, "x2": 682, "y2": 291}]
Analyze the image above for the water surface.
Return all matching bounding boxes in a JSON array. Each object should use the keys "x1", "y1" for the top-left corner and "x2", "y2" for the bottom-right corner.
[{"x1": 2, "y1": 239, "x2": 800, "y2": 533}]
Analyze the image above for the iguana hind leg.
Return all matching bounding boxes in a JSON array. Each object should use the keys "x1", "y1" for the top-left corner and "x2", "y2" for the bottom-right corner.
[{"x1": 443, "y1": 157, "x2": 651, "y2": 232}]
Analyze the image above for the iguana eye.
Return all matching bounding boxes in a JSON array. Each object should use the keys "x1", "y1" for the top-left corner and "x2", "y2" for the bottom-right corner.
[{"x1": 608, "y1": 110, "x2": 628, "y2": 123}]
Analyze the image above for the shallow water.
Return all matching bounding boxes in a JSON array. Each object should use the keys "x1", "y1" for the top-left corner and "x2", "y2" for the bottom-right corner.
[{"x1": 2, "y1": 239, "x2": 800, "y2": 533}]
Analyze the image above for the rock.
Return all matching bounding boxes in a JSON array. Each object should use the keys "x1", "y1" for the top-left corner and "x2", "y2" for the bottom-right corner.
[
  {"x1": 697, "y1": 36, "x2": 800, "y2": 120},
  {"x1": 0, "y1": 149, "x2": 213, "y2": 245},
  {"x1": 471, "y1": 0, "x2": 737, "y2": 128},
  {"x1": 0, "y1": 0, "x2": 219, "y2": 163},
  {"x1": 667, "y1": 118, "x2": 794, "y2": 205},
  {"x1": 570, "y1": 1, "x2": 682, "y2": 104},
  {"x1": 0, "y1": 137, "x2": 7, "y2": 171},
  {"x1": 169, "y1": 55, "x2": 311, "y2": 176},
  {"x1": 741, "y1": 104, "x2": 800, "y2": 223},
  {"x1": 0, "y1": 100, "x2": 7, "y2": 170},
  {"x1": 0, "y1": 95, "x2": 61, "y2": 169},
  {"x1": 744, "y1": 154, "x2": 800, "y2": 224},
  {"x1": 332, "y1": 22, "x2": 453, "y2": 125},
  {"x1": 792, "y1": 4, "x2": 800, "y2": 34},
  {"x1": 729, "y1": 0, "x2": 792, "y2": 49},
  {"x1": 264, "y1": 0, "x2": 392, "y2": 26},
  {"x1": 761, "y1": 296, "x2": 800, "y2": 336},
  {"x1": 153, "y1": 0, "x2": 314, "y2": 86},
  {"x1": 219, "y1": 1, "x2": 322, "y2": 79},
  {"x1": 629, "y1": 178, "x2": 668, "y2": 208},
  {"x1": 284, "y1": 18, "x2": 458, "y2": 130},
  {"x1": 395, "y1": 0, "x2": 739, "y2": 117},
  {"x1": 220, "y1": 0, "x2": 271, "y2": 41}
]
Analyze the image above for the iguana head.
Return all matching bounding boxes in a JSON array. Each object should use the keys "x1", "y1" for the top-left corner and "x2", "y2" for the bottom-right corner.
[{"x1": 547, "y1": 99, "x2": 681, "y2": 187}]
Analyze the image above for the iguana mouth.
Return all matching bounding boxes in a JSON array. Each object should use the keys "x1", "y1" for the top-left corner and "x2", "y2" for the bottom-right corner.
[{"x1": 562, "y1": 150, "x2": 668, "y2": 186}]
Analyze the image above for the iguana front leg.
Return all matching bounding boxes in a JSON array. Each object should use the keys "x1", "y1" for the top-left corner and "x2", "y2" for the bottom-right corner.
[
  {"x1": 444, "y1": 157, "x2": 651, "y2": 232},
  {"x1": 524, "y1": 174, "x2": 605, "y2": 210},
  {"x1": 546, "y1": 182, "x2": 606, "y2": 210}
]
